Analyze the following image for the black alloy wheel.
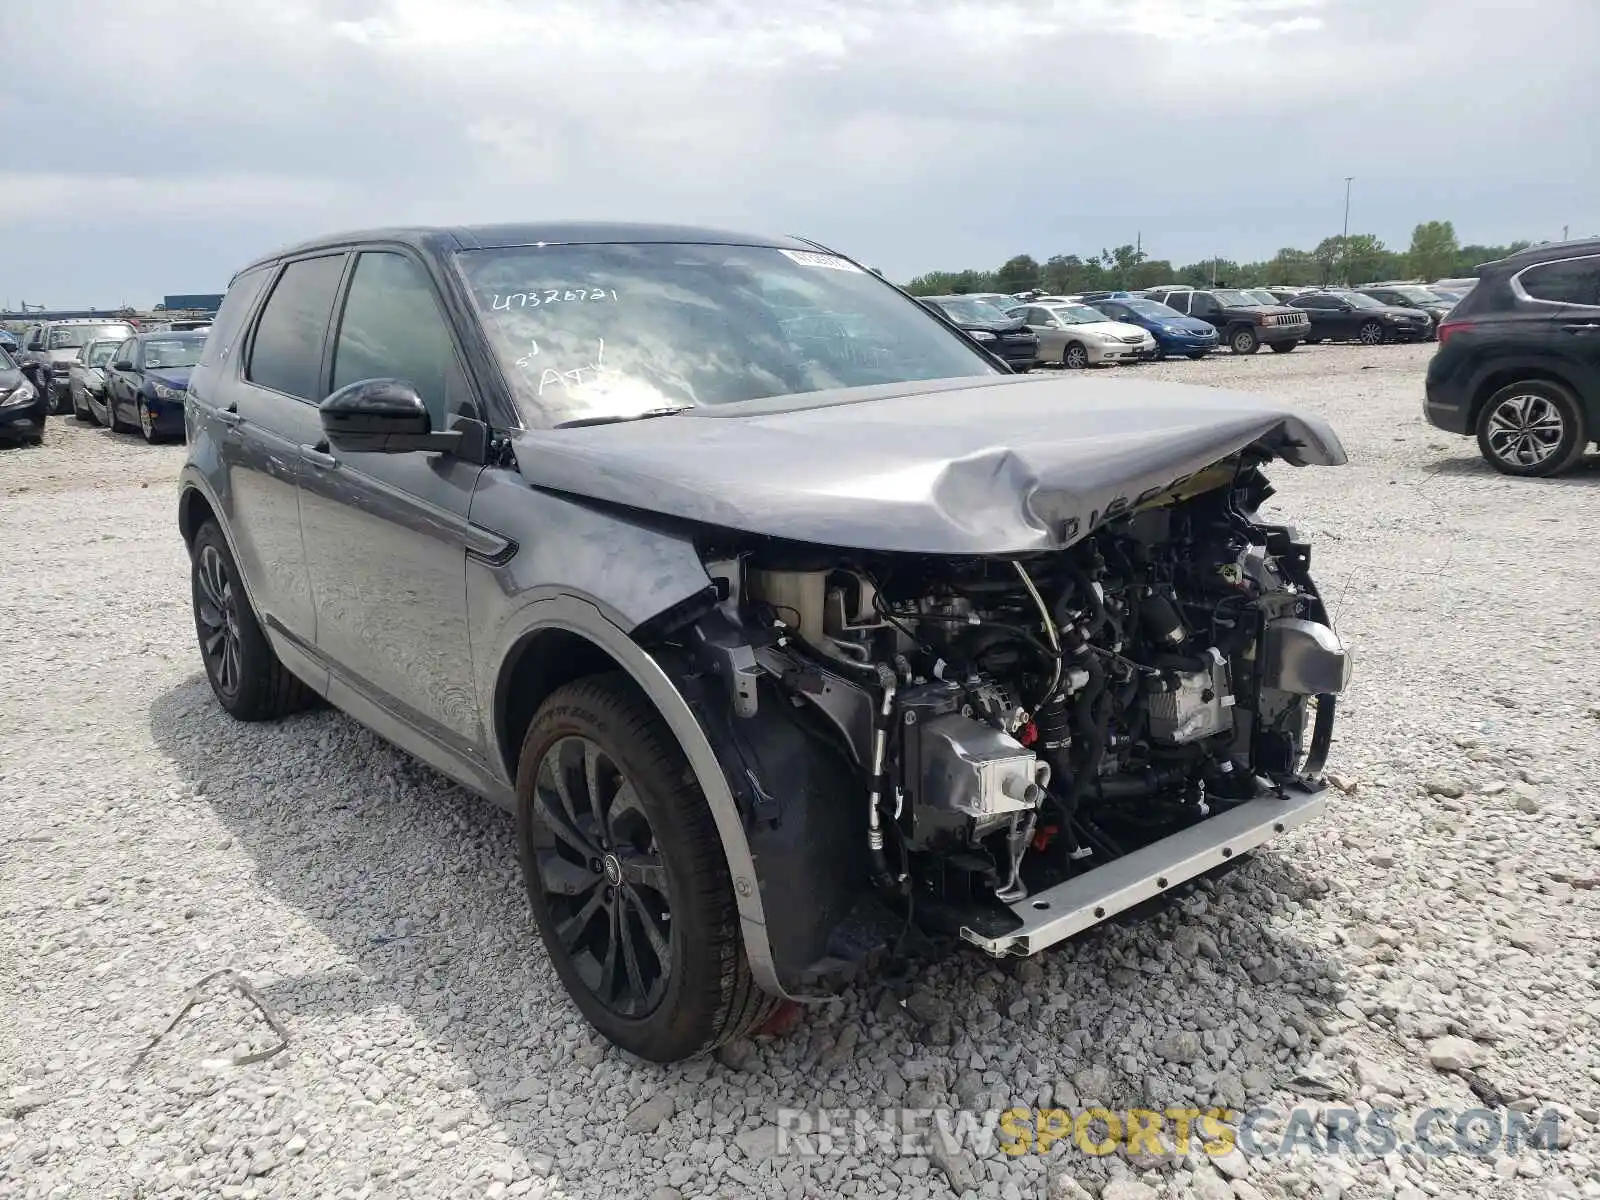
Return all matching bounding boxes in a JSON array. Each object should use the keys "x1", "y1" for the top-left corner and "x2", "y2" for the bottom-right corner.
[
  {"x1": 518, "y1": 676, "x2": 777, "y2": 1061},
  {"x1": 530, "y1": 735, "x2": 673, "y2": 1019},
  {"x1": 195, "y1": 540, "x2": 243, "y2": 701},
  {"x1": 1475, "y1": 380, "x2": 1588, "y2": 478}
]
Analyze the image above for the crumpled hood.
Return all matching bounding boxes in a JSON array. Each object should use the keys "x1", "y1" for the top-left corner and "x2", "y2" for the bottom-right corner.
[{"x1": 510, "y1": 375, "x2": 1346, "y2": 555}]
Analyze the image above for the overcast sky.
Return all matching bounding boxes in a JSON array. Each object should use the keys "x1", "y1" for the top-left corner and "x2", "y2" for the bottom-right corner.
[{"x1": 3, "y1": 0, "x2": 1594, "y2": 307}]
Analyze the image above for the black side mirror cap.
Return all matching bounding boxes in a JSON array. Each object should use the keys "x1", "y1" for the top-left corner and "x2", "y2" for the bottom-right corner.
[
  {"x1": 113, "y1": 359, "x2": 134, "y2": 370},
  {"x1": 319, "y1": 378, "x2": 463, "y2": 454}
]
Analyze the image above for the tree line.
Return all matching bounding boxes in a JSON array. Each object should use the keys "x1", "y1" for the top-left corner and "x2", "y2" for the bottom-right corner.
[{"x1": 901, "y1": 220, "x2": 1537, "y2": 296}]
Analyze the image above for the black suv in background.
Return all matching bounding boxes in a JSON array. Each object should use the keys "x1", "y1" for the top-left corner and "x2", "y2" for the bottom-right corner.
[
  {"x1": 917, "y1": 295, "x2": 1039, "y2": 370},
  {"x1": 1425, "y1": 238, "x2": 1600, "y2": 476},
  {"x1": 1141, "y1": 287, "x2": 1309, "y2": 354},
  {"x1": 1287, "y1": 290, "x2": 1432, "y2": 345}
]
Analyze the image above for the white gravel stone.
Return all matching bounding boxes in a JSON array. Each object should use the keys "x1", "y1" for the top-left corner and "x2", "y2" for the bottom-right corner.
[{"x1": 3, "y1": 348, "x2": 1597, "y2": 1200}]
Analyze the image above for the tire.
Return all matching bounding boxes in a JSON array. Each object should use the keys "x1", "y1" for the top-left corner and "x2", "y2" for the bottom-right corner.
[
  {"x1": 1474, "y1": 380, "x2": 1588, "y2": 478},
  {"x1": 1269, "y1": 341, "x2": 1298, "y2": 354},
  {"x1": 1062, "y1": 342, "x2": 1089, "y2": 370},
  {"x1": 105, "y1": 393, "x2": 130, "y2": 433},
  {"x1": 138, "y1": 397, "x2": 160, "y2": 443},
  {"x1": 70, "y1": 383, "x2": 92, "y2": 422},
  {"x1": 1358, "y1": 320, "x2": 1386, "y2": 346},
  {"x1": 1229, "y1": 327, "x2": 1259, "y2": 355},
  {"x1": 516, "y1": 675, "x2": 778, "y2": 1062},
  {"x1": 1186, "y1": 351, "x2": 1208, "y2": 360},
  {"x1": 1151, "y1": 344, "x2": 1168, "y2": 362},
  {"x1": 1304, "y1": 337, "x2": 1322, "y2": 345},
  {"x1": 190, "y1": 521, "x2": 317, "y2": 720}
]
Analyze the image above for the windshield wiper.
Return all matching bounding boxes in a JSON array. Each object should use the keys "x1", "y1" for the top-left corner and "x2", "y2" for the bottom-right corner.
[{"x1": 554, "y1": 406, "x2": 690, "y2": 430}]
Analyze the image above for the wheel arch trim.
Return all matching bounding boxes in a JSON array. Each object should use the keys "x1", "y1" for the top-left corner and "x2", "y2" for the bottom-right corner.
[{"x1": 492, "y1": 594, "x2": 792, "y2": 1001}]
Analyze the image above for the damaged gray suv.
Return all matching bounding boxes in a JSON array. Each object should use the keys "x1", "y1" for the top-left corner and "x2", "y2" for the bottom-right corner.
[{"x1": 178, "y1": 223, "x2": 1352, "y2": 1062}]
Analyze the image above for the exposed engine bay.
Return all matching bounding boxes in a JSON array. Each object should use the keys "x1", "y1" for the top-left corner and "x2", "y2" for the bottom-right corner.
[{"x1": 679, "y1": 457, "x2": 1350, "y2": 974}]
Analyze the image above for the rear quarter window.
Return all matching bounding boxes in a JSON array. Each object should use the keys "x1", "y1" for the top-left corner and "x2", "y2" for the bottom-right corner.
[
  {"x1": 1517, "y1": 256, "x2": 1600, "y2": 307},
  {"x1": 198, "y1": 266, "x2": 274, "y2": 372}
]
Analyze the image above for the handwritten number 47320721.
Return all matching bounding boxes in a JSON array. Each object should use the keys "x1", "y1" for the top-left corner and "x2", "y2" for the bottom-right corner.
[{"x1": 492, "y1": 288, "x2": 617, "y2": 310}]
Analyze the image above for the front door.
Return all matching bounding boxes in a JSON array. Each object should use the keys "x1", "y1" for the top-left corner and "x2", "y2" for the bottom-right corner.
[{"x1": 296, "y1": 248, "x2": 489, "y2": 761}]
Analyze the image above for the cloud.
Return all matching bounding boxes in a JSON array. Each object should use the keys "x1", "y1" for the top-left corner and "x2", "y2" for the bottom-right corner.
[{"x1": 1, "y1": 0, "x2": 1593, "y2": 304}]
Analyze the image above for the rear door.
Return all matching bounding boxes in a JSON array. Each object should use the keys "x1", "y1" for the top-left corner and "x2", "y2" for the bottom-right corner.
[
  {"x1": 226, "y1": 254, "x2": 348, "y2": 655},
  {"x1": 1515, "y1": 253, "x2": 1600, "y2": 401},
  {"x1": 296, "y1": 246, "x2": 491, "y2": 763}
]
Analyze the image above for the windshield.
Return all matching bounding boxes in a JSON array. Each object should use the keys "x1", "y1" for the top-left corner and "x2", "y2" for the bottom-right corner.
[
  {"x1": 1337, "y1": 292, "x2": 1383, "y2": 309},
  {"x1": 49, "y1": 324, "x2": 134, "y2": 350},
  {"x1": 85, "y1": 341, "x2": 121, "y2": 367},
  {"x1": 1050, "y1": 304, "x2": 1112, "y2": 325},
  {"x1": 1244, "y1": 290, "x2": 1277, "y2": 304},
  {"x1": 0, "y1": 347, "x2": 14, "y2": 371},
  {"x1": 1211, "y1": 289, "x2": 1261, "y2": 307},
  {"x1": 1119, "y1": 299, "x2": 1183, "y2": 319},
  {"x1": 932, "y1": 297, "x2": 1012, "y2": 324},
  {"x1": 457, "y1": 244, "x2": 999, "y2": 425},
  {"x1": 141, "y1": 336, "x2": 205, "y2": 369},
  {"x1": 1388, "y1": 286, "x2": 1444, "y2": 304}
]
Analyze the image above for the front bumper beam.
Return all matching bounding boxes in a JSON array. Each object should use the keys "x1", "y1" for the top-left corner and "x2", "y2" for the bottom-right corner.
[{"x1": 959, "y1": 787, "x2": 1326, "y2": 957}]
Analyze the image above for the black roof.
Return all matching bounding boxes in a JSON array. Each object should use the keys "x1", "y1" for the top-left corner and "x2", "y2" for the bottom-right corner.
[
  {"x1": 235, "y1": 222, "x2": 828, "y2": 280},
  {"x1": 1480, "y1": 236, "x2": 1600, "y2": 273}
]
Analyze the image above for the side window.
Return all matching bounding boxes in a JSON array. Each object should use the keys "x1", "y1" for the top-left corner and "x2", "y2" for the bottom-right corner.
[
  {"x1": 1168, "y1": 293, "x2": 1191, "y2": 314},
  {"x1": 114, "y1": 338, "x2": 135, "y2": 365},
  {"x1": 1190, "y1": 293, "x2": 1217, "y2": 314},
  {"x1": 1102, "y1": 303, "x2": 1129, "y2": 320},
  {"x1": 198, "y1": 266, "x2": 274, "y2": 371},
  {"x1": 331, "y1": 251, "x2": 467, "y2": 426},
  {"x1": 1518, "y1": 257, "x2": 1600, "y2": 307},
  {"x1": 246, "y1": 254, "x2": 347, "y2": 400}
]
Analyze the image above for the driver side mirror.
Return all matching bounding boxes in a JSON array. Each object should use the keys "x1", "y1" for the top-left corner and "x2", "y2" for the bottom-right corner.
[
  {"x1": 319, "y1": 378, "x2": 462, "y2": 454},
  {"x1": 113, "y1": 358, "x2": 134, "y2": 370},
  {"x1": 26, "y1": 340, "x2": 43, "y2": 352}
]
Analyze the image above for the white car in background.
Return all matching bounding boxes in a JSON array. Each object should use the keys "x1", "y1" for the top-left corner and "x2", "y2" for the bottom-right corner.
[{"x1": 1007, "y1": 300, "x2": 1156, "y2": 369}]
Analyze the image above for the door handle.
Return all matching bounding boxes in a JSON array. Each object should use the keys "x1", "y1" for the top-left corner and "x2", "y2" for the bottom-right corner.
[
  {"x1": 215, "y1": 409, "x2": 241, "y2": 426},
  {"x1": 300, "y1": 443, "x2": 339, "y2": 470}
]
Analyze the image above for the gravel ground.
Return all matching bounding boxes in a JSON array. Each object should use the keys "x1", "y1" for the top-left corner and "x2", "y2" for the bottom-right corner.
[{"x1": 3, "y1": 345, "x2": 1598, "y2": 1200}]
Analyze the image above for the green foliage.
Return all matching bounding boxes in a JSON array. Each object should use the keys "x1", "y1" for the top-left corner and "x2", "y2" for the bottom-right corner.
[{"x1": 903, "y1": 223, "x2": 1541, "y2": 293}]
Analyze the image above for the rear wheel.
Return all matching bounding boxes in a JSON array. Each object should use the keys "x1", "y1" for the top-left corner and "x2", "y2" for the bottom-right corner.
[
  {"x1": 1358, "y1": 320, "x2": 1386, "y2": 346},
  {"x1": 1062, "y1": 342, "x2": 1089, "y2": 370},
  {"x1": 190, "y1": 521, "x2": 317, "y2": 720},
  {"x1": 105, "y1": 393, "x2": 130, "y2": 433},
  {"x1": 1475, "y1": 380, "x2": 1587, "y2": 478},
  {"x1": 1229, "y1": 327, "x2": 1259, "y2": 355},
  {"x1": 517, "y1": 676, "x2": 777, "y2": 1062}
]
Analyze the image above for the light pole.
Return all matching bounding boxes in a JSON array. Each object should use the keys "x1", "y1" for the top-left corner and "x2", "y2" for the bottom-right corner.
[{"x1": 1340, "y1": 176, "x2": 1353, "y2": 283}]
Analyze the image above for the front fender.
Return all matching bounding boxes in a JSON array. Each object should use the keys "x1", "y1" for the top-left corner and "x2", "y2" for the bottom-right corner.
[{"x1": 477, "y1": 592, "x2": 800, "y2": 1001}]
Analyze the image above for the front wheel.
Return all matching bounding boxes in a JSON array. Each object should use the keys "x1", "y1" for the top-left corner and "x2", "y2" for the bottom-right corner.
[
  {"x1": 138, "y1": 397, "x2": 160, "y2": 443},
  {"x1": 1269, "y1": 341, "x2": 1298, "y2": 354},
  {"x1": 1475, "y1": 380, "x2": 1588, "y2": 478},
  {"x1": 1062, "y1": 342, "x2": 1089, "y2": 370},
  {"x1": 190, "y1": 521, "x2": 317, "y2": 719},
  {"x1": 517, "y1": 676, "x2": 777, "y2": 1062},
  {"x1": 1229, "y1": 327, "x2": 1259, "y2": 355},
  {"x1": 1358, "y1": 320, "x2": 1386, "y2": 346}
]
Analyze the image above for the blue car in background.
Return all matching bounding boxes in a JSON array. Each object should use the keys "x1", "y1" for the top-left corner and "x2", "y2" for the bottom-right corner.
[
  {"x1": 0, "y1": 330, "x2": 18, "y2": 355},
  {"x1": 102, "y1": 330, "x2": 206, "y2": 442},
  {"x1": 1088, "y1": 293, "x2": 1219, "y2": 360}
]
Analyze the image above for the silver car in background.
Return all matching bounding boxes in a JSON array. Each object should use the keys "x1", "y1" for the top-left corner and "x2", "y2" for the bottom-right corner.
[{"x1": 1007, "y1": 300, "x2": 1156, "y2": 369}]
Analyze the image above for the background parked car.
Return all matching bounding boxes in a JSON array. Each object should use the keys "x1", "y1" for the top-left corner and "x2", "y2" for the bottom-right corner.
[
  {"x1": 1288, "y1": 290, "x2": 1432, "y2": 345},
  {"x1": 1086, "y1": 294, "x2": 1220, "y2": 359},
  {"x1": 1142, "y1": 286, "x2": 1309, "y2": 354},
  {"x1": 103, "y1": 331, "x2": 206, "y2": 441},
  {"x1": 0, "y1": 330, "x2": 19, "y2": 355},
  {"x1": 0, "y1": 346, "x2": 45, "y2": 445},
  {"x1": 1432, "y1": 276, "x2": 1479, "y2": 295},
  {"x1": 1425, "y1": 237, "x2": 1600, "y2": 477},
  {"x1": 1005, "y1": 300, "x2": 1156, "y2": 368},
  {"x1": 1356, "y1": 284, "x2": 1458, "y2": 336},
  {"x1": 18, "y1": 318, "x2": 138, "y2": 414},
  {"x1": 68, "y1": 338, "x2": 125, "y2": 425},
  {"x1": 918, "y1": 295, "x2": 1039, "y2": 370}
]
